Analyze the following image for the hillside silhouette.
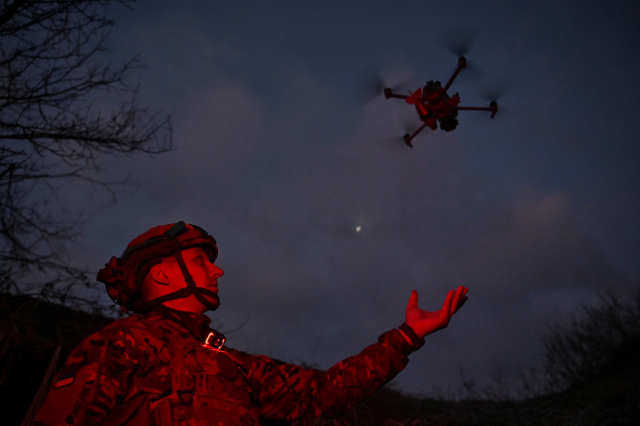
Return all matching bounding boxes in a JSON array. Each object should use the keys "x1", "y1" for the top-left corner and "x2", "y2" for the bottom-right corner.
[{"x1": 2, "y1": 286, "x2": 638, "y2": 426}]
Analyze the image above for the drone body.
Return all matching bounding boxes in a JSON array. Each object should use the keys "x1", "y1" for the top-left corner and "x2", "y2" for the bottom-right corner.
[{"x1": 384, "y1": 56, "x2": 498, "y2": 147}]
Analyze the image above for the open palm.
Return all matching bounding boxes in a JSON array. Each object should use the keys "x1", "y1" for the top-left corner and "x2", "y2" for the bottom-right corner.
[{"x1": 405, "y1": 286, "x2": 468, "y2": 338}]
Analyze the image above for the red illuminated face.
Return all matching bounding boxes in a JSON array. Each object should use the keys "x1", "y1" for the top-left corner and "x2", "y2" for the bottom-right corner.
[
  {"x1": 145, "y1": 246, "x2": 224, "y2": 314},
  {"x1": 181, "y1": 247, "x2": 224, "y2": 310},
  {"x1": 182, "y1": 247, "x2": 223, "y2": 289}
]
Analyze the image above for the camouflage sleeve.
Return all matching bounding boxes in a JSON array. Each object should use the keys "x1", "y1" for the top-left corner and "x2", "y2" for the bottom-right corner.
[
  {"x1": 228, "y1": 328, "x2": 416, "y2": 421},
  {"x1": 33, "y1": 323, "x2": 142, "y2": 426}
]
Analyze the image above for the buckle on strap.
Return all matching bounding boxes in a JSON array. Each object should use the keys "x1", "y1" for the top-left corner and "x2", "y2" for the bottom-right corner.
[{"x1": 204, "y1": 331, "x2": 225, "y2": 350}]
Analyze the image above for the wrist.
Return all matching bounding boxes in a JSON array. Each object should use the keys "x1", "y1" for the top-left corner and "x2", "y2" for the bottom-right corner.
[
  {"x1": 398, "y1": 322, "x2": 425, "y2": 352},
  {"x1": 398, "y1": 328, "x2": 412, "y2": 344}
]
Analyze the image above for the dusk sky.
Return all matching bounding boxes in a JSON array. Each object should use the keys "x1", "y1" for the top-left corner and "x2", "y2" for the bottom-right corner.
[{"x1": 64, "y1": 0, "x2": 640, "y2": 398}]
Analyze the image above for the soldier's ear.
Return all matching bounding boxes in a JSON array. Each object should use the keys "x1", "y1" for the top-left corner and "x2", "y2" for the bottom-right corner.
[{"x1": 149, "y1": 263, "x2": 171, "y2": 285}]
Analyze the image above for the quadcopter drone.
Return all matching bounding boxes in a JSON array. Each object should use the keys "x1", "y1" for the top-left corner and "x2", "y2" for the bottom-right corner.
[{"x1": 384, "y1": 56, "x2": 498, "y2": 147}]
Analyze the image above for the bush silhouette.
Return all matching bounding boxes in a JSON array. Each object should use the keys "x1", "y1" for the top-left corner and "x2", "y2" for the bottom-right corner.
[{"x1": 540, "y1": 285, "x2": 640, "y2": 392}]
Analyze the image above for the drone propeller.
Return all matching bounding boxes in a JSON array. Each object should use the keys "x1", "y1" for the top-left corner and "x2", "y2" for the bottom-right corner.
[
  {"x1": 437, "y1": 27, "x2": 477, "y2": 57},
  {"x1": 436, "y1": 28, "x2": 482, "y2": 82},
  {"x1": 355, "y1": 65, "x2": 414, "y2": 103},
  {"x1": 478, "y1": 81, "x2": 515, "y2": 103},
  {"x1": 381, "y1": 134, "x2": 414, "y2": 150},
  {"x1": 377, "y1": 114, "x2": 420, "y2": 149},
  {"x1": 475, "y1": 78, "x2": 517, "y2": 119},
  {"x1": 355, "y1": 66, "x2": 385, "y2": 103}
]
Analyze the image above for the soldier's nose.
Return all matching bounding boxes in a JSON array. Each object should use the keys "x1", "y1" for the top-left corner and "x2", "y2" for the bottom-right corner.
[{"x1": 210, "y1": 264, "x2": 224, "y2": 278}]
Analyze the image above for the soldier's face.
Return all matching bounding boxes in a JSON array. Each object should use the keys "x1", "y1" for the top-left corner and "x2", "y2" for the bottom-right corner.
[
  {"x1": 182, "y1": 247, "x2": 224, "y2": 311},
  {"x1": 182, "y1": 247, "x2": 224, "y2": 291},
  {"x1": 154, "y1": 247, "x2": 224, "y2": 314}
]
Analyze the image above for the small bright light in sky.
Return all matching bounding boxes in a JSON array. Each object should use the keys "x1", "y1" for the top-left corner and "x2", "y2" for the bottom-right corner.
[{"x1": 355, "y1": 226, "x2": 361, "y2": 232}]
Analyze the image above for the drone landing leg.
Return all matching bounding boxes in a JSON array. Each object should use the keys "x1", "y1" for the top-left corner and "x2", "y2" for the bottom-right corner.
[{"x1": 403, "y1": 122, "x2": 429, "y2": 148}]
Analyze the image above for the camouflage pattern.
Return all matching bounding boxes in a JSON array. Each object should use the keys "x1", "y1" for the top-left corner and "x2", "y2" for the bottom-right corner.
[{"x1": 33, "y1": 310, "x2": 418, "y2": 426}]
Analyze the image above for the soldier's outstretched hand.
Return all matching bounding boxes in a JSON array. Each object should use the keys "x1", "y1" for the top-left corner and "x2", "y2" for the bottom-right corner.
[{"x1": 405, "y1": 286, "x2": 468, "y2": 338}]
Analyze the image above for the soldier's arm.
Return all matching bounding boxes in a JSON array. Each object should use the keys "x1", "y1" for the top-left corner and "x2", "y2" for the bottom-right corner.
[
  {"x1": 32, "y1": 326, "x2": 140, "y2": 426},
  {"x1": 228, "y1": 326, "x2": 421, "y2": 421},
  {"x1": 228, "y1": 287, "x2": 468, "y2": 421}
]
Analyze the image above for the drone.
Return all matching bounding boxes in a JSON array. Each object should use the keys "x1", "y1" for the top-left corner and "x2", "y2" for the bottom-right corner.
[{"x1": 384, "y1": 56, "x2": 498, "y2": 147}]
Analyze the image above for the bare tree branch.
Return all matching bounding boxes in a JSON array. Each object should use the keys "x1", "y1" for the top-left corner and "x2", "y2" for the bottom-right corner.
[{"x1": 0, "y1": 0, "x2": 172, "y2": 313}]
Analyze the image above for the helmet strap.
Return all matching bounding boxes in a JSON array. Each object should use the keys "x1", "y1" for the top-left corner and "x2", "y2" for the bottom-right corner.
[
  {"x1": 134, "y1": 285, "x2": 220, "y2": 313},
  {"x1": 133, "y1": 250, "x2": 220, "y2": 313},
  {"x1": 173, "y1": 250, "x2": 195, "y2": 286},
  {"x1": 172, "y1": 251, "x2": 220, "y2": 311}
]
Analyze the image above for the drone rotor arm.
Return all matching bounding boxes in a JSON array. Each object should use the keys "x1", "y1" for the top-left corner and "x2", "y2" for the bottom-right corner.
[
  {"x1": 457, "y1": 106, "x2": 492, "y2": 111},
  {"x1": 384, "y1": 87, "x2": 409, "y2": 100},
  {"x1": 403, "y1": 121, "x2": 430, "y2": 148},
  {"x1": 442, "y1": 56, "x2": 467, "y2": 93},
  {"x1": 458, "y1": 101, "x2": 499, "y2": 118}
]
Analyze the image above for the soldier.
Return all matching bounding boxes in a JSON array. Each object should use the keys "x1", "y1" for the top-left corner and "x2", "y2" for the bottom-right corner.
[{"x1": 33, "y1": 221, "x2": 468, "y2": 426}]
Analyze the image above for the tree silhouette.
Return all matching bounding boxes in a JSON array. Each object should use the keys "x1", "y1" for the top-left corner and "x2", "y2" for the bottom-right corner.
[{"x1": 0, "y1": 0, "x2": 171, "y2": 311}]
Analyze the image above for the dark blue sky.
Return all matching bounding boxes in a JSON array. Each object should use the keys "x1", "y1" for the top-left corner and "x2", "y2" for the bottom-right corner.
[{"x1": 67, "y1": 0, "x2": 640, "y2": 397}]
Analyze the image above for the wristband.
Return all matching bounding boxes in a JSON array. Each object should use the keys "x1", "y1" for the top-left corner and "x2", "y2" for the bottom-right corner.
[{"x1": 399, "y1": 322, "x2": 425, "y2": 352}]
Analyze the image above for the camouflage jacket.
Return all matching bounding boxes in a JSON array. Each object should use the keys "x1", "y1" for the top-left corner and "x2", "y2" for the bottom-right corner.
[{"x1": 33, "y1": 309, "x2": 421, "y2": 426}]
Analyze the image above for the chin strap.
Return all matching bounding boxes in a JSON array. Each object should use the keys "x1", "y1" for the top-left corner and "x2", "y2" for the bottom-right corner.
[{"x1": 134, "y1": 250, "x2": 220, "y2": 314}]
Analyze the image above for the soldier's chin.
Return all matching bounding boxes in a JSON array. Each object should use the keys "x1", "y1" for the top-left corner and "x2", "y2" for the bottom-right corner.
[{"x1": 200, "y1": 293, "x2": 220, "y2": 311}]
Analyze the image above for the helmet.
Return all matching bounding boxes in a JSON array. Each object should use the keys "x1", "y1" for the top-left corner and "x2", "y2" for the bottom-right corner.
[{"x1": 97, "y1": 221, "x2": 219, "y2": 313}]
